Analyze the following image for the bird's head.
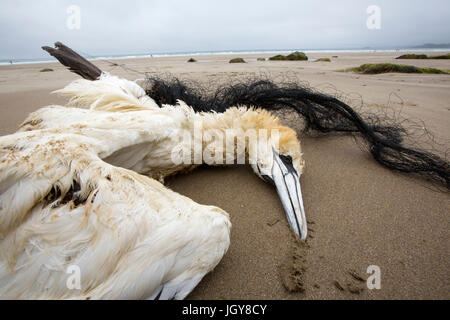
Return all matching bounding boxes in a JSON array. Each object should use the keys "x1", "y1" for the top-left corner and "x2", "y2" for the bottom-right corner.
[
  {"x1": 251, "y1": 125, "x2": 307, "y2": 240},
  {"x1": 228, "y1": 108, "x2": 307, "y2": 240}
]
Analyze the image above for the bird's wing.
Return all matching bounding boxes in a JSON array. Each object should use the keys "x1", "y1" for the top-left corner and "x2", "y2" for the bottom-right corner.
[
  {"x1": 150, "y1": 274, "x2": 205, "y2": 300},
  {"x1": 16, "y1": 102, "x2": 190, "y2": 181},
  {"x1": 53, "y1": 73, "x2": 159, "y2": 111},
  {"x1": 42, "y1": 42, "x2": 102, "y2": 81},
  {"x1": 0, "y1": 120, "x2": 230, "y2": 300},
  {"x1": 17, "y1": 75, "x2": 196, "y2": 181}
]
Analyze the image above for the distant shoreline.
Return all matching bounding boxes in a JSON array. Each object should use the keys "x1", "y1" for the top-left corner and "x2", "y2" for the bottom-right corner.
[{"x1": 2, "y1": 47, "x2": 450, "y2": 66}]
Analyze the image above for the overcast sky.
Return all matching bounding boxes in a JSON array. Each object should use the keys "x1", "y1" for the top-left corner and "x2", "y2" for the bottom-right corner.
[{"x1": 1, "y1": 0, "x2": 449, "y2": 59}]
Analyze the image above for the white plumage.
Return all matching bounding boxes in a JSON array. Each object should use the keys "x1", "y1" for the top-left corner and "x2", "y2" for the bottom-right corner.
[{"x1": 0, "y1": 74, "x2": 306, "y2": 299}]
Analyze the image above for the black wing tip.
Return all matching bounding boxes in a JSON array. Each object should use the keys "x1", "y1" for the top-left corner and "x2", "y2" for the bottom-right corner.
[{"x1": 41, "y1": 41, "x2": 102, "y2": 81}]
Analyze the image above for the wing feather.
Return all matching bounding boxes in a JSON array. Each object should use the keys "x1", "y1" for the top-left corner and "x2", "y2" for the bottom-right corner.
[{"x1": 0, "y1": 93, "x2": 230, "y2": 299}]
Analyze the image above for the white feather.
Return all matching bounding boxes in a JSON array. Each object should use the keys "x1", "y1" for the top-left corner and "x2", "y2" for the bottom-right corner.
[
  {"x1": 0, "y1": 76, "x2": 231, "y2": 299},
  {"x1": 54, "y1": 73, "x2": 159, "y2": 111}
]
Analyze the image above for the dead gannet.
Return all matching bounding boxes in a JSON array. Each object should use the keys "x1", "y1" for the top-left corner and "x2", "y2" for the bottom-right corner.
[
  {"x1": 1, "y1": 42, "x2": 448, "y2": 300},
  {"x1": 0, "y1": 45, "x2": 307, "y2": 299}
]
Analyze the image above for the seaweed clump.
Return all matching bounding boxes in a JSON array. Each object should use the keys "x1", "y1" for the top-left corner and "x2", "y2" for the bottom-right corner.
[
  {"x1": 396, "y1": 53, "x2": 450, "y2": 60},
  {"x1": 343, "y1": 63, "x2": 448, "y2": 75},
  {"x1": 430, "y1": 53, "x2": 450, "y2": 59},
  {"x1": 315, "y1": 58, "x2": 331, "y2": 62},
  {"x1": 269, "y1": 51, "x2": 308, "y2": 61},
  {"x1": 396, "y1": 54, "x2": 428, "y2": 59},
  {"x1": 229, "y1": 58, "x2": 246, "y2": 63}
]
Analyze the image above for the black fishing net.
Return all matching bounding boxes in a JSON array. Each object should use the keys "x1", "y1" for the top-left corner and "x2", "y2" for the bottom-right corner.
[{"x1": 145, "y1": 75, "x2": 450, "y2": 190}]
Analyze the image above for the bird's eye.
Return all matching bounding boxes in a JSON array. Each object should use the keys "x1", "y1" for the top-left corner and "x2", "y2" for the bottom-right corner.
[{"x1": 280, "y1": 154, "x2": 293, "y2": 164}]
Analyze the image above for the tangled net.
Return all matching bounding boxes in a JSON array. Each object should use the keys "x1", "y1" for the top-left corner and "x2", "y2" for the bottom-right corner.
[{"x1": 146, "y1": 75, "x2": 450, "y2": 190}]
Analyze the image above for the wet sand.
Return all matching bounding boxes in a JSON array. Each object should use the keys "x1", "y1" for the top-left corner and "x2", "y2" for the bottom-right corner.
[{"x1": 0, "y1": 51, "x2": 449, "y2": 299}]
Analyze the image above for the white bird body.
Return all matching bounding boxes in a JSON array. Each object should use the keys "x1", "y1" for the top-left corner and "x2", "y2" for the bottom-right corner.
[
  {"x1": 0, "y1": 75, "x2": 233, "y2": 299},
  {"x1": 0, "y1": 74, "x2": 304, "y2": 299}
]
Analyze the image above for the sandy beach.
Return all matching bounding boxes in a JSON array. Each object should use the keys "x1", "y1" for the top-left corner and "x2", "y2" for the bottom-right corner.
[{"x1": 0, "y1": 51, "x2": 449, "y2": 299}]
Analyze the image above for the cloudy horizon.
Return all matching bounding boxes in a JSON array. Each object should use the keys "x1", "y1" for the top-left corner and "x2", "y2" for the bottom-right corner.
[{"x1": 1, "y1": 0, "x2": 449, "y2": 60}]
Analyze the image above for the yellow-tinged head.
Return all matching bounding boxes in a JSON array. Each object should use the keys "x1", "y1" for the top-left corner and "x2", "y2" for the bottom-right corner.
[{"x1": 215, "y1": 107, "x2": 308, "y2": 239}]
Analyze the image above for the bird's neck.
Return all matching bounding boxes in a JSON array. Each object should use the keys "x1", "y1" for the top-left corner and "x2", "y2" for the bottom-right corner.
[{"x1": 182, "y1": 107, "x2": 281, "y2": 166}]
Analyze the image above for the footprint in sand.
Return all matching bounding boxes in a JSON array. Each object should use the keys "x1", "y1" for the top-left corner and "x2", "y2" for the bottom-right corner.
[{"x1": 333, "y1": 269, "x2": 367, "y2": 295}]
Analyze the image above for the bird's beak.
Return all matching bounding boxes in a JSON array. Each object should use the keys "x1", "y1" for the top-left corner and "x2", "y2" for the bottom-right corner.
[{"x1": 271, "y1": 152, "x2": 307, "y2": 240}]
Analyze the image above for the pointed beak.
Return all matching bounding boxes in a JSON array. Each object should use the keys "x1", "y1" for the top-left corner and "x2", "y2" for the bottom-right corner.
[{"x1": 271, "y1": 153, "x2": 307, "y2": 240}]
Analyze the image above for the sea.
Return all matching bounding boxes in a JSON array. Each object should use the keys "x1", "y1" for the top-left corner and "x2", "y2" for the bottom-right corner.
[{"x1": 1, "y1": 47, "x2": 449, "y2": 66}]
